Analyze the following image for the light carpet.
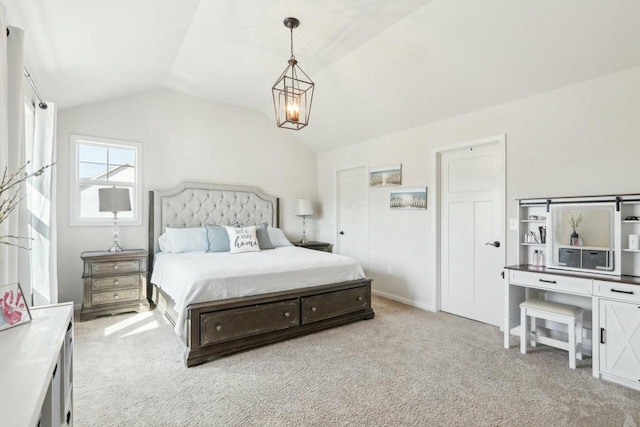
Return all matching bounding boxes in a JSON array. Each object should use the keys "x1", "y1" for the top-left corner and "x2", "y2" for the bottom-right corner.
[{"x1": 74, "y1": 296, "x2": 640, "y2": 426}]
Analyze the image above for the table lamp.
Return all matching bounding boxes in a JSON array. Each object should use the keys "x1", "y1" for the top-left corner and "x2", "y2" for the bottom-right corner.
[
  {"x1": 99, "y1": 187, "x2": 131, "y2": 252},
  {"x1": 294, "y1": 198, "x2": 314, "y2": 244}
]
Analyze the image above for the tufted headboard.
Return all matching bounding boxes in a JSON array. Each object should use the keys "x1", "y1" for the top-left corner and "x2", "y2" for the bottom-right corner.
[{"x1": 148, "y1": 182, "x2": 279, "y2": 261}]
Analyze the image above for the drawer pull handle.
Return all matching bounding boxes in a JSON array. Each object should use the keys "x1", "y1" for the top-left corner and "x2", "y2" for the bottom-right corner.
[
  {"x1": 114, "y1": 265, "x2": 119, "y2": 270},
  {"x1": 114, "y1": 293, "x2": 119, "y2": 299},
  {"x1": 216, "y1": 325, "x2": 222, "y2": 331},
  {"x1": 114, "y1": 281, "x2": 119, "y2": 285},
  {"x1": 357, "y1": 296, "x2": 363, "y2": 301},
  {"x1": 611, "y1": 288, "x2": 634, "y2": 295},
  {"x1": 311, "y1": 307, "x2": 317, "y2": 312},
  {"x1": 284, "y1": 312, "x2": 290, "y2": 318},
  {"x1": 539, "y1": 279, "x2": 557, "y2": 284}
]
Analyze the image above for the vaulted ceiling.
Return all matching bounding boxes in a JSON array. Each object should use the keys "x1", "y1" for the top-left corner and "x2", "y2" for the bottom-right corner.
[{"x1": 5, "y1": 0, "x2": 640, "y2": 152}]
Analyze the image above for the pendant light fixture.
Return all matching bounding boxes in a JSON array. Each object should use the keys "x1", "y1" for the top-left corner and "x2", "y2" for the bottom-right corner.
[{"x1": 272, "y1": 17, "x2": 314, "y2": 130}]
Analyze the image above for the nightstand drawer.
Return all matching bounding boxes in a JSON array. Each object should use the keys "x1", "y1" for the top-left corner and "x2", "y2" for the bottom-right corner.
[
  {"x1": 92, "y1": 289, "x2": 140, "y2": 305},
  {"x1": 92, "y1": 275, "x2": 139, "y2": 291},
  {"x1": 91, "y1": 260, "x2": 139, "y2": 275}
]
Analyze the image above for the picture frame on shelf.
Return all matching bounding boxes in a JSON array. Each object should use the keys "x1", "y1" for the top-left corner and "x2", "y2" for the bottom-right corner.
[
  {"x1": 0, "y1": 283, "x2": 32, "y2": 332},
  {"x1": 571, "y1": 237, "x2": 584, "y2": 247},
  {"x1": 369, "y1": 164, "x2": 402, "y2": 187}
]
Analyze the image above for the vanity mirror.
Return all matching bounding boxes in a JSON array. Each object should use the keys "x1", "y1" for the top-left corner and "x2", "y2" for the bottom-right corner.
[{"x1": 548, "y1": 204, "x2": 616, "y2": 273}]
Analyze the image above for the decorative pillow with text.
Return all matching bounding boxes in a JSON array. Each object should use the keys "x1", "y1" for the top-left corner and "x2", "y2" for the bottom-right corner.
[{"x1": 225, "y1": 226, "x2": 261, "y2": 254}]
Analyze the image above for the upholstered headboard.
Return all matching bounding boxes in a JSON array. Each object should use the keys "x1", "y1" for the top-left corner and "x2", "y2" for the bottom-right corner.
[{"x1": 148, "y1": 182, "x2": 279, "y2": 260}]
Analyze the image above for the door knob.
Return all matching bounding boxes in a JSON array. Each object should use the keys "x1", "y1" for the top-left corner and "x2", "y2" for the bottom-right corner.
[
  {"x1": 339, "y1": 231, "x2": 345, "y2": 235},
  {"x1": 485, "y1": 241, "x2": 500, "y2": 248}
]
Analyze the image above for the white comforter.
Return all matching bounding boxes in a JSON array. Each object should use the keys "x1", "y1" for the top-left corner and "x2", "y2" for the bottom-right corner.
[{"x1": 150, "y1": 246, "x2": 366, "y2": 340}]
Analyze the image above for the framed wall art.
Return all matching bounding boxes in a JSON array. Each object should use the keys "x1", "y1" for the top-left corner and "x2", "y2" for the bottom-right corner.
[
  {"x1": 390, "y1": 187, "x2": 428, "y2": 210},
  {"x1": 369, "y1": 164, "x2": 402, "y2": 187}
]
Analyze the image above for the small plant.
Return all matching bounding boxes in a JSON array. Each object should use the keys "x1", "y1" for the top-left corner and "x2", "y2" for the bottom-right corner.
[
  {"x1": 0, "y1": 162, "x2": 54, "y2": 249},
  {"x1": 567, "y1": 211, "x2": 584, "y2": 232}
]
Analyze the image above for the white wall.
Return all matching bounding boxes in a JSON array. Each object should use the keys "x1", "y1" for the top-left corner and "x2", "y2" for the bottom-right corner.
[
  {"x1": 57, "y1": 90, "x2": 317, "y2": 306},
  {"x1": 317, "y1": 66, "x2": 640, "y2": 311}
]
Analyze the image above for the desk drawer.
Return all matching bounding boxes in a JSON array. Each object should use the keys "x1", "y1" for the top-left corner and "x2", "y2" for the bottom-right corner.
[
  {"x1": 510, "y1": 270, "x2": 592, "y2": 296},
  {"x1": 594, "y1": 280, "x2": 640, "y2": 303},
  {"x1": 92, "y1": 274, "x2": 139, "y2": 291},
  {"x1": 92, "y1": 260, "x2": 139, "y2": 275},
  {"x1": 92, "y1": 289, "x2": 140, "y2": 305}
]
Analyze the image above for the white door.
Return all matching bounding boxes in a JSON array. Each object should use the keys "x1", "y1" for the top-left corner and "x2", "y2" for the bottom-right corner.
[
  {"x1": 599, "y1": 299, "x2": 640, "y2": 380},
  {"x1": 440, "y1": 139, "x2": 505, "y2": 326},
  {"x1": 337, "y1": 166, "x2": 369, "y2": 269}
]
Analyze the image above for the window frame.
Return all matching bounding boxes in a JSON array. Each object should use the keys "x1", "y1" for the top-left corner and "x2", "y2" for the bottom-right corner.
[{"x1": 69, "y1": 134, "x2": 142, "y2": 227}]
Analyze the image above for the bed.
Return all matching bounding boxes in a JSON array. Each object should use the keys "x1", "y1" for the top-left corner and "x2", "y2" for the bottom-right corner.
[{"x1": 148, "y1": 182, "x2": 374, "y2": 367}]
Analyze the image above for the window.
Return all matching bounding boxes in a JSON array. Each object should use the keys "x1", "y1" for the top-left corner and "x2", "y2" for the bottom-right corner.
[{"x1": 70, "y1": 135, "x2": 142, "y2": 226}]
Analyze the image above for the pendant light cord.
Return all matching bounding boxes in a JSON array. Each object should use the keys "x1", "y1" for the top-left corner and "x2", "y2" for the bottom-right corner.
[{"x1": 290, "y1": 27, "x2": 295, "y2": 60}]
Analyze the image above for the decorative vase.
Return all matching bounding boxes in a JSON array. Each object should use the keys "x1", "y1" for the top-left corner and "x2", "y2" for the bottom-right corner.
[{"x1": 570, "y1": 230, "x2": 579, "y2": 245}]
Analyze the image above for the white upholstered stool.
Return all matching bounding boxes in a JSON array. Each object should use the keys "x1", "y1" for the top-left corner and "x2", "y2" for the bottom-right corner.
[{"x1": 519, "y1": 299, "x2": 584, "y2": 369}]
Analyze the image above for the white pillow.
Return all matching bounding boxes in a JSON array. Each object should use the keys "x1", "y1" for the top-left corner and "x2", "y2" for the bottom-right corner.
[
  {"x1": 267, "y1": 227, "x2": 293, "y2": 247},
  {"x1": 165, "y1": 227, "x2": 208, "y2": 253},
  {"x1": 225, "y1": 226, "x2": 261, "y2": 254},
  {"x1": 158, "y1": 233, "x2": 171, "y2": 253}
]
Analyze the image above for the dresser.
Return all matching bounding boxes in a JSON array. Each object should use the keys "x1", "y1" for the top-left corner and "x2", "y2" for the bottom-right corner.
[
  {"x1": 0, "y1": 303, "x2": 74, "y2": 426},
  {"x1": 80, "y1": 249, "x2": 150, "y2": 321}
]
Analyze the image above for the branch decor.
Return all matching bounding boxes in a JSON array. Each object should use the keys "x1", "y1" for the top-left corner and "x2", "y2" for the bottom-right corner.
[{"x1": 0, "y1": 161, "x2": 55, "y2": 249}]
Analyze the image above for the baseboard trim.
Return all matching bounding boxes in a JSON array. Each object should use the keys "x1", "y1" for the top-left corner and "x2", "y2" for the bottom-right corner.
[{"x1": 372, "y1": 290, "x2": 434, "y2": 312}]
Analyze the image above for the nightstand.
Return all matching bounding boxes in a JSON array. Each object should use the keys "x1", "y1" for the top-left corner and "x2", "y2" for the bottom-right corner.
[
  {"x1": 80, "y1": 249, "x2": 150, "y2": 321},
  {"x1": 291, "y1": 241, "x2": 333, "y2": 252}
]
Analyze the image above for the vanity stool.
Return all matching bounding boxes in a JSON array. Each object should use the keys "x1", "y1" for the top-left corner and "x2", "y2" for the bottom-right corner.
[{"x1": 519, "y1": 299, "x2": 584, "y2": 369}]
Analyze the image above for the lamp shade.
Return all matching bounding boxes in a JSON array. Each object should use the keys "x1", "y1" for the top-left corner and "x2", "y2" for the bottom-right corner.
[
  {"x1": 99, "y1": 187, "x2": 131, "y2": 213},
  {"x1": 294, "y1": 198, "x2": 314, "y2": 216}
]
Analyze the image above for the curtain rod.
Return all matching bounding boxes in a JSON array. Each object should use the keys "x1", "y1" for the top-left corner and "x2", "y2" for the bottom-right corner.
[{"x1": 6, "y1": 27, "x2": 48, "y2": 110}]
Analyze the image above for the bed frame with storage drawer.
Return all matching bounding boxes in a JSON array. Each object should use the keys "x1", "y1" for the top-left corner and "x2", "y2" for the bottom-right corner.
[{"x1": 149, "y1": 182, "x2": 374, "y2": 367}]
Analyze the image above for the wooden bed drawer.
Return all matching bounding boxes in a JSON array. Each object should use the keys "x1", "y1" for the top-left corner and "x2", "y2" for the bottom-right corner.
[
  {"x1": 91, "y1": 289, "x2": 140, "y2": 305},
  {"x1": 302, "y1": 286, "x2": 368, "y2": 324},
  {"x1": 92, "y1": 274, "x2": 139, "y2": 291},
  {"x1": 200, "y1": 299, "x2": 299, "y2": 347},
  {"x1": 91, "y1": 260, "x2": 140, "y2": 276}
]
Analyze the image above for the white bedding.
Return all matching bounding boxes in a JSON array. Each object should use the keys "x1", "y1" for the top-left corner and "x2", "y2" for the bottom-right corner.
[{"x1": 150, "y1": 246, "x2": 366, "y2": 340}]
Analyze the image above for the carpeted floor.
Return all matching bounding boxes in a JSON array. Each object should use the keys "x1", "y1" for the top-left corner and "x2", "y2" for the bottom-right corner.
[{"x1": 74, "y1": 296, "x2": 640, "y2": 426}]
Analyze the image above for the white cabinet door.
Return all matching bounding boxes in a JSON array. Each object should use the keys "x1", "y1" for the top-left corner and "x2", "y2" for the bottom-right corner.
[{"x1": 599, "y1": 299, "x2": 640, "y2": 381}]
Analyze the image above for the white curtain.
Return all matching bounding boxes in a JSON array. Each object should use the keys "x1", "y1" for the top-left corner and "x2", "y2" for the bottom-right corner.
[
  {"x1": 29, "y1": 103, "x2": 58, "y2": 305},
  {"x1": 0, "y1": 8, "x2": 26, "y2": 288},
  {"x1": 1, "y1": 7, "x2": 57, "y2": 304}
]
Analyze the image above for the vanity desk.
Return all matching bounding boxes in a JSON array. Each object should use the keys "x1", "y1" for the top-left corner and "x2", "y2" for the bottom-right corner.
[
  {"x1": 504, "y1": 265, "x2": 640, "y2": 390},
  {"x1": 508, "y1": 193, "x2": 640, "y2": 391}
]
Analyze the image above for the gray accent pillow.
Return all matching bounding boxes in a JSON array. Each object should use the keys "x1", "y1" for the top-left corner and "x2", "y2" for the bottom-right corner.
[
  {"x1": 204, "y1": 224, "x2": 230, "y2": 252},
  {"x1": 267, "y1": 227, "x2": 294, "y2": 247},
  {"x1": 255, "y1": 223, "x2": 274, "y2": 250}
]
